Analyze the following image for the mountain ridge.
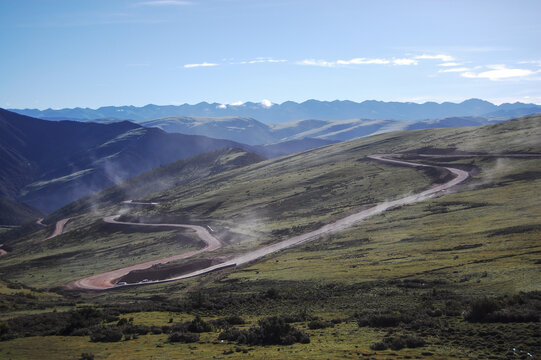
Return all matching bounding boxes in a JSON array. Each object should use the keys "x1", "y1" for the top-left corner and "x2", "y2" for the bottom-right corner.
[{"x1": 10, "y1": 99, "x2": 541, "y2": 123}]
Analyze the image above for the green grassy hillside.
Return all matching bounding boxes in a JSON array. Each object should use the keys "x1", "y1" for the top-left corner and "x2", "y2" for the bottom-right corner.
[{"x1": 0, "y1": 115, "x2": 539, "y2": 359}]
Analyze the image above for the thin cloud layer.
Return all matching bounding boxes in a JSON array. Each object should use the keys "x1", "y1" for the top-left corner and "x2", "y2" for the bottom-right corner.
[
  {"x1": 414, "y1": 54, "x2": 455, "y2": 62},
  {"x1": 393, "y1": 58, "x2": 418, "y2": 66},
  {"x1": 461, "y1": 65, "x2": 536, "y2": 81},
  {"x1": 439, "y1": 67, "x2": 471, "y2": 73},
  {"x1": 238, "y1": 58, "x2": 287, "y2": 64},
  {"x1": 184, "y1": 62, "x2": 218, "y2": 68}
]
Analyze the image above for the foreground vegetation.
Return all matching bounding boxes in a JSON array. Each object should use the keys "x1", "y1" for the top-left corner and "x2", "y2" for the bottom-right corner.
[{"x1": 0, "y1": 115, "x2": 540, "y2": 359}]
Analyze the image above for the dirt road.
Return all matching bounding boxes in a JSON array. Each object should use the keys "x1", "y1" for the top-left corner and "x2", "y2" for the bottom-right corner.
[
  {"x1": 44, "y1": 218, "x2": 70, "y2": 241},
  {"x1": 70, "y1": 153, "x2": 473, "y2": 290},
  {"x1": 67, "y1": 215, "x2": 222, "y2": 290}
]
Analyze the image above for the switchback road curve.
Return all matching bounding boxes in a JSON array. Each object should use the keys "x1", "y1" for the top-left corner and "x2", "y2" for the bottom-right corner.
[{"x1": 70, "y1": 153, "x2": 479, "y2": 290}]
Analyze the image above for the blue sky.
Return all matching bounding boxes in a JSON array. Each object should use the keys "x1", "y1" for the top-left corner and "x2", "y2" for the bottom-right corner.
[{"x1": 1, "y1": 0, "x2": 540, "y2": 109}]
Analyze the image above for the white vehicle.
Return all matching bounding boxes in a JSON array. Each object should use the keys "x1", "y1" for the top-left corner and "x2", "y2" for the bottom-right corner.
[{"x1": 115, "y1": 281, "x2": 128, "y2": 287}]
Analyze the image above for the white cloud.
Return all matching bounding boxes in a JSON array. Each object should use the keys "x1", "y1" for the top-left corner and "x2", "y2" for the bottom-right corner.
[
  {"x1": 298, "y1": 57, "x2": 391, "y2": 67},
  {"x1": 393, "y1": 58, "x2": 418, "y2": 66},
  {"x1": 336, "y1": 58, "x2": 390, "y2": 65},
  {"x1": 414, "y1": 54, "x2": 454, "y2": 62},
  {"x1": 239, "y1": 57, "x2": 287, "y2": 64},
  {"x1": 217, "y1": 104, "x2": 227, "y2": 109},
  {"x1": 260, "y1": 99, "x2": 273, "y2": 108},
  {"x1": 297, "y1": 59, "x2": 336, "y2": 67},
  {"x1": 439, "y1": 62, "x2": 462, "y2": 67},
  {"x1": 184, "y1": 62, "x2": 218, "y2": 68},
  {"x1": 461, "y1": 64, "x2": 536, "y2": 81},
  {"x1": 438, "y1": 67, "x2": 471, "y2": 73},
  {"x1": 518, "y1": 60, "x2": 541, "y2": 65},
  {"x1": 138, "y1": 0, "x2": 192, "y2": 5},
  {"x1": 230, "y1": 101, "x2": 244, "y2": 106}
]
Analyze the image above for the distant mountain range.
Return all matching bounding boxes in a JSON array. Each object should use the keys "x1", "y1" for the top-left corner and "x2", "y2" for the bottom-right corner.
[{"x1": 11, "y1": 99, "x2": 541, "y2": 123}]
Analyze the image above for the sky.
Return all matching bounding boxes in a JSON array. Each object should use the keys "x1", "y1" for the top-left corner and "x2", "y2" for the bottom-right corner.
[{"x1": 1, "y1": 0, "x2": 540, "y2": 109}]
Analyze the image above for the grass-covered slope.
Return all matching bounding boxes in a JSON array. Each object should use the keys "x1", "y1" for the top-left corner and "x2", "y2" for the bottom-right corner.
[{"x1": 0, "y1": 115, "x2": 539, "y2": 359}]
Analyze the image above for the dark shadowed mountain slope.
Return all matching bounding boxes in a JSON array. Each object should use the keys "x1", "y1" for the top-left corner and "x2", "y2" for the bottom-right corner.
[
  {"x1": 0, "y1": 197, "x2": 44, "y2": 226},
  {"x1": 0, "y1": 109, "x2": 250, "y2": 213},
  {"x1": 51, "y1": 147, "x2": 264, "y2": 220}
]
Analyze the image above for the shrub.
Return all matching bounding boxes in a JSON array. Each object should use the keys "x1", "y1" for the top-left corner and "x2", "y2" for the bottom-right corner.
[
  {"x1": 212, "y1": 315, "x2": 245, "y2": 329},
  {"x1": 90, "y1": 327, "x2": 123, "y2": 342},
  {"x1": 371, "y1": 335, "x2": 425, "y2": 351},
  {"x1": 79, "y1": 353, "x2": 94, "y2": 360},
  {"x1": 370, "y1": 342, "x2": 387, "y2": 350},
  {"x1": 218, "y1": 317, "x2": 310, "y2": 346},
  {"x1": 464, "y1": 297, "x2": 501, "y2": 322},
  {"x1": 122, "y1": 324, "x2": 150, "y2": 336},
  {"x1": 357, "y1": 313, "x2": 409, "y2": 327},
  {"x1": 219, "y1": 327, "x2": 245, "y2": 342},
  {"x1": 168, "y1": 331, "x2": 200, "y2": 343},
  {"x1": 486, "y1": 309, "x2": 539, "y2": 323},
  {"x1": 307, "y1": 319, "x2": 334, "y2": 330},
  {"x1": 187, "y1": 315, "x2": 213, "y2": 333}
]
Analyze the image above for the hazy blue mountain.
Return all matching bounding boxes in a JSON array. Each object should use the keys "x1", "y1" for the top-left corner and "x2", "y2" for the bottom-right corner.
[
  {"x1": 252, "y1": 138, "x2": 338, "y2": 158},
  {"x1": 139, "y1": 116, "x2": 275, "y2": 145},
  {"x1": 127, "y1": 115, "x2": 510, "y2": 145},
  {"x1": 483, "y1": 106, "x2": 541, "y2": 118},
  {"x1": 11, "y1": 99, "x2": 541, "y2": 123}
]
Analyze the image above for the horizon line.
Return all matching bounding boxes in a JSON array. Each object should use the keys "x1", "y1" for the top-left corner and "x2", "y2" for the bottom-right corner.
[{"x1": 6, "y1": 97, "x2": 541, "y2": 111}]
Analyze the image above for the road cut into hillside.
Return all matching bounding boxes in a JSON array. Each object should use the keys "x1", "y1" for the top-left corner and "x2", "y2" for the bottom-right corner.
[
  {"x1": 68, "y1": 215, "x2": 223, "y2": 290},
  {"x1": 71, "y1": 154, "x2": 469, "y2": 290},
  {"x1": 69, "y1": 153, "x2": 476, "y2": 290},
  {"x1": 44, "y1": 218, "x2": 70, "y2": 241}
]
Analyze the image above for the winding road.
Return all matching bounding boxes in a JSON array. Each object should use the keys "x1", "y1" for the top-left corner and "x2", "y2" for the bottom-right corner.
[
  {"x1": 44, "y1": 218, "x2": 70, "y2": 241},
  {"x1": 67, "y1": 215, "x2": 222, "y2": 290},
  {"x1": 69, "y1": 153, "x2": 474, "y2": 290}
]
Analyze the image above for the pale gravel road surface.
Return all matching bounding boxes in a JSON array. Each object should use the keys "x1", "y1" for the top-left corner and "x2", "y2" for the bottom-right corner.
[
  {"x1": 67, "y1": 215, "x2": 222, "y2": 290},
  {"x1": 44, "y1": 218, "x2": 70, "y2": 241},
  {"x1": 70, "y1": 153, "x2": 471, "y2": 290}
]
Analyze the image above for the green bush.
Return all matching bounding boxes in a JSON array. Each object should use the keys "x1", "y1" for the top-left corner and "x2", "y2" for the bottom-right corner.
[
  {"x1": 219, "y1": 316, "x2": 310, "y2": 346},
  {"x1": 370, "y1": 335, "x2": 425, "y2": 351},
  {"x1": 464, "y1": 297, "x2": 501, "y2": 322},
  {"x1": 187, "y1": 315, "x2": 213, "y2": 333},
  {"x1": 168, "y1": 331, "x2": 200, "y2": 343},
  {"x1": 307, "y1": 319, "x2": 334, "y2": 329},
  {"x1": 90, "y1": 327, "x2": 123, "y2": 342}
]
